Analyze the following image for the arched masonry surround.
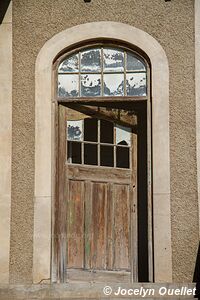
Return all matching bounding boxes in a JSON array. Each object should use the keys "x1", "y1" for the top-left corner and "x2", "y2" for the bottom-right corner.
[{"x1": 33, "y1": 21, "x2": 172, "y2": 283}]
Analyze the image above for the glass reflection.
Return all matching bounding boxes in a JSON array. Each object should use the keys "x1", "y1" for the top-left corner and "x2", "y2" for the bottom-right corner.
[
  {"x1": 126, "y1": 73, "x2": 147, "y2": 96},
  {"x1": 126, "y1": 53, "x2": 146, "y2": 71},
  {"x1": 58, "y1": 54, "x2": 79, "y2": 73},
  {"x1": 81, "y1": 74, "x2": 101, "y2": 97},
  {"x1": 57, "y1": 47, "x2": 147, "y2": 99},
  {"x1": 104, "y1": 74, "x2": 124, "y2": 96},
  {"x1": 58, "y1": 74, "x2": 79, "y2": 97},
  {"x1": 104, "y1": 48, "x2": 124, "y2": 72},
  {"x1": 81, "y1": 49, "x2": 101, "y2": 72},
  {"x1": 67, "y1": 120, "x2": 83, "y2": 141},
  {"x1": 116, "y1": 125, "x2": 131, "y2": 146}
]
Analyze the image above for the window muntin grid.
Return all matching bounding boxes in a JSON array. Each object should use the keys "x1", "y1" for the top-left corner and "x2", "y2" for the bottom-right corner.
[
  {"x1": 58, "y1": 47, "x2": 147, "y2": 98},
  {"x1": 67, "y1": 118, "x2": 132, "y2": 169}
]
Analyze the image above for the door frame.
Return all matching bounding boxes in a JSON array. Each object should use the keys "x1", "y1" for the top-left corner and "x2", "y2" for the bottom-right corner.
[
  {"x1": 33, "y1": 22, "x2": 172, "y2": 284},
  {"x1": 54, "y1": 95, "x2": 151, "y2": 283}
]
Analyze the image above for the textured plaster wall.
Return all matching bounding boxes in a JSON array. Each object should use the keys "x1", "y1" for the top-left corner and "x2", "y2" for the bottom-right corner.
[{"x1": 11, "y1": 0, "x2": 198, "y2": 283}]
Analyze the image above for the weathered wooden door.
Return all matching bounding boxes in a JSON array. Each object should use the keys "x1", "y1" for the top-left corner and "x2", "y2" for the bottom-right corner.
[{"x1": 58, "y1": 103, "x2": 137, "y2": 283}]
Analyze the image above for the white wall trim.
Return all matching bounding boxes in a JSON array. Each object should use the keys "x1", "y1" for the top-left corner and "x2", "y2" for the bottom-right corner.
[
  {"x1": 33, "y1": 21, "x2": 172, "y2": 283},
  {"x1": 0, "y1": 1, "x2": 12, "y2": 284}
]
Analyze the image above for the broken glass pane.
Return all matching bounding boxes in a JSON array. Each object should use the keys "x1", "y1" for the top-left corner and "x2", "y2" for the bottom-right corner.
[
  {"x1": 103, "y1": 48, "x2": 124, "y2": 72},
  {"x1": 116, "y1": 124, "x2": 131, "y2": 146},
  {"x1": 67, "y1": 120, "x2": 83, "y2": 141},
  {"x1": 84, "y1": 144, "x2": 98, "y2": 165},
  {"x1": 126, "y1": 73, "x2": 147, "y2": 96},
  {"x1": 100, "y1": 145, "x2": 114, "y2": 167},
  {"x1": 58, "y1": 54, "x2": 79, "y2": 73},
  {"x1": 84, "y1": 118, "x2": 98, "y2": 142},
  {"x1": 58, "y1": 74, "x2": 79, "y2": 97},
  {"x1": 81, "y1": 74, "x2": 101, "y2": 97},
  {"x1": 81, "y1": 49, "x2": 101, "y2": 72},
  {"x1": 116, "y1": 146, "x2": 129, "y2": 168},
  {"x1": 126, "y1": 53, "x2": 146, "y2": 71},
  {"x1": 104, "y1": 74, "x2": 124, "y2": 96},
  {"x1": 100, "y1": 120, "x2": 113, "y2": 144},
  {"x1": 67, "y1": 141, "x2": 82, "y2": 164}
]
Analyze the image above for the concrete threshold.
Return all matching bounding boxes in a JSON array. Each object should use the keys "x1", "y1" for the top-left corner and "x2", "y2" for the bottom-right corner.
[{"x1": 0, "y1": 283, "x2": 197, "y2": 300}]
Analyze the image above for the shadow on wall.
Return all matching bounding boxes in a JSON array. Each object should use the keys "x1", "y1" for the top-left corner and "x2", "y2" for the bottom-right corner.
[
  {"x1": 0, "y1": 0, "x2": 11, "y2": 24},
  {"x1": 193, "y1": 242, "x2": 200, "y2": 299}
]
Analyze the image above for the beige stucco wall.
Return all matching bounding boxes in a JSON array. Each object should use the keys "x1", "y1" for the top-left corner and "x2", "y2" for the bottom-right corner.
[{"x1": 10, "y1": 0, "x2": 198, "y2": 283}]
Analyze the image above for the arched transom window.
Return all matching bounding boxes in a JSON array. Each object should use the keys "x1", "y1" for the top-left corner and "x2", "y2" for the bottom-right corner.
[
  {"x1": 56, "y1": 46, "x2": 148, "y2": 170},
  {"x1": 57, "y1": 46, "x2": 147, "y2": 98}
]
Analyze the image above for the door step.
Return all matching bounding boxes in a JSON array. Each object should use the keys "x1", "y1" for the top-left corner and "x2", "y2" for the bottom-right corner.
[{"x1": 0, "y1": 283, "x2": 197, "y2": 300}]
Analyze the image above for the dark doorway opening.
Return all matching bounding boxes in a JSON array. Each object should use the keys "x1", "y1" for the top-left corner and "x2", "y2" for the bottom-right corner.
[
  {"x1": 0, "y1": 0, "x2": 11, "y2": 24},
  {"x1": 137, "y1": 102, "x2": 149, "y2": 282}
]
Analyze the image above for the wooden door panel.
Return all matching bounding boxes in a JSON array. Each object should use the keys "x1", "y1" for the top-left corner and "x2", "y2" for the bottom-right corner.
[
  {"x1": 67, "y1": 180, "x2": 84, "y2": 268},
  {"x1": 91, "y1": 182, "x2": 107, "y2": 270},
  {"x1": 68, "y1": 165, "x2": 132, "y2": 184},
  {"x1": 66, "y1": 179, "x2": 133, "y2": 273},
  {"x1": 113, "y1": 184, "x2": 130, "y2": 271},
  {"x1": 107, "y1": 183, "x2": 114, "y2": 270}
]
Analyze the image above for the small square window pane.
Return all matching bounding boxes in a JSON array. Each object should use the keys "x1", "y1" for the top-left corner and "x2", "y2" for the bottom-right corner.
[
  {"x1": 116, "y1": 125, "x2": 131, "y2": 146},
  {"x1": 104, "y1": 48, "x2": 124, "y2": 72},
  {"x1": 67, "y1": 120, "x2": 83, "y2": 141},
  {"x1": 116, "y1": 146, "x2": 129, "y2": 169},
  {"x1": 84, "y1": 144, "x2": 97, "y2": 165},
  {"x1": 81, "y1": 49, "x2": 101, "y2": 72},
  {"x1": 58, "y1": 74, "x2": 79, "y2": 97},
  {"x1": 126, "y1": 53, "x2": 146, "y2": 71},
  {"x1": 126, "y1": 73, "x2": 147, "y2": 96},
  {"x1": 104, "y1": 74, "x2": 124, "y2": 96},
  {"x1": 84, "y1": 118, "x2": 98, "y2": 142},
  {"x1": 100, "y1": 145, "x2": 114, "y2": 167},
  {"x1": 81, "y1": 74, "x2": 101, "y2": 97},
  {"x1": 67, "y1": 141, "x2": 82, "y2": 164},
  {"x1": 100, "y1": 120, "x2": 113, "y2": 144},
  {"x1": 58, "y1": 54, "x2": 79, "y2": 73}
]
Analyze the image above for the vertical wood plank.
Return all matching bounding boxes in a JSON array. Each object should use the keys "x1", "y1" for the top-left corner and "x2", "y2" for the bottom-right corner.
[
  {"x1": 91, "y1": 182, "x2": 107, "y2": 270},
  {"x1": 114, "y1": 125, "x2": 116, "y2": 168},
  {"x1": 57, "y1": 104, "x2": 67, "y2": 283},
  {"x1": 67, "y1": 180, "x2": 84, "y2": 268},
  {"x1": 98, "y1": 120, "x2": 100, "y2": 166},
  {"x1": 113, "y1": 184, "x2": 130, "y2": 270},
  {"x1": 131, "y1": 133, "x2": 138, "y2": 282},
  {"x1": 130, "y1": 185, "x2": 138, "y2": 282},
  {"x1": 107, "y1": 183, "x2": 114, "y2": 270},
  {"x1": 52, "y1": 101, "x2": 58, "y2": 282},
  {"x1": 84, "y1": 181, "x2": 92, "y2": 269}
]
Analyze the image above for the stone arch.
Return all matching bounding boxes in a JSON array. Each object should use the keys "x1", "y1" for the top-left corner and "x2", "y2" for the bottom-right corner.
[{"x1": 33, "y1": 21, "x2": 172, "y2": 283}]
